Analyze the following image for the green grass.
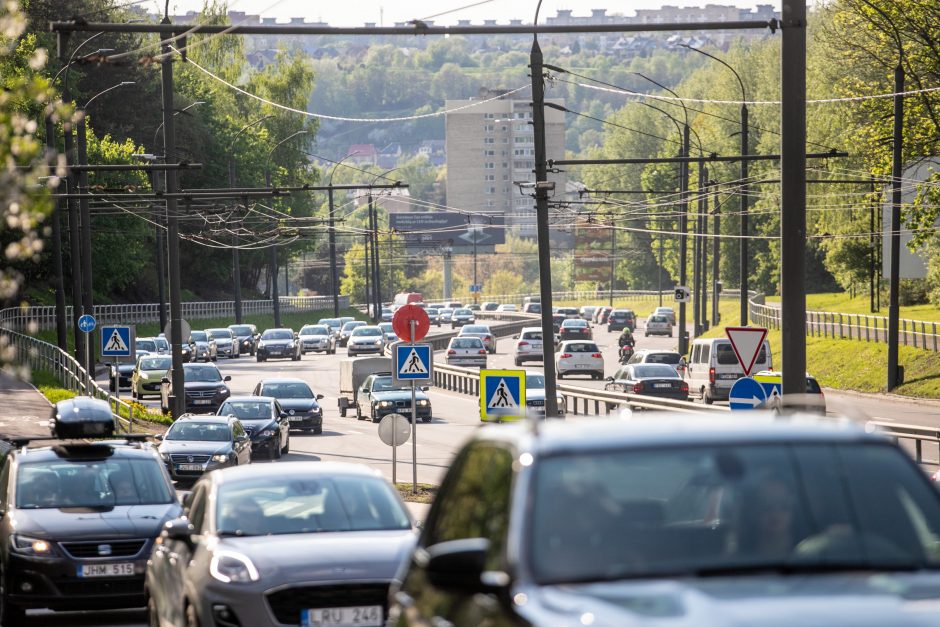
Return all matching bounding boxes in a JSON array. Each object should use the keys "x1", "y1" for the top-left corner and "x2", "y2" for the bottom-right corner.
[{"x1": 765, "y1": 292, "x2": 939, "y2": 321}]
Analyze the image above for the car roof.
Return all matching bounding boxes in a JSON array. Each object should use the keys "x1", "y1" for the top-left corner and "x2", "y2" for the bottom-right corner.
[
  {"x1": 223, "y1": 395, "x2": 276, "y2": 403},
  {"x1": 211, "y1": 461, "x2": 384, "y2": 485},
  {"x1": 471, "y1": 414, "x2": 883, "y2": 456},
  {"x1": 11, "y1": 440, "x2": 161, "y2": 462},
  {"x1": 263, "y1": 327, "x2": 295, "y2": 333},
  {"x1": 558, "y1": 339, "x2": 596, "y2": 346},
  {"x1": 182, "y1": 362, "x2": 219, "y2": 369},
  {"x1": 635, "y1": 349, "x2": 680, "y2": 355},
  {"x1": 175, "y1": 414, "x2": 236, "y2": 424},
  {"x1": 258, "y1": 377, "x2": 310, "y2": 385}
]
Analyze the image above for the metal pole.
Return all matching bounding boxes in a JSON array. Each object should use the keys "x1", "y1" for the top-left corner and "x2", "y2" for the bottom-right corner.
[
  {"x1": 780, "y1": 0, "x2": 807, "y2": 398},
  {"x1": 370, "y1": 195, "x2": 381, "y2": 321},
  {"x1": 887, "y1": 63, "x2": 904, "y2": 390},
  {"x1": 63, "y1": 124, "x2": 83, "y2": 363},
  {"x1": 265, "y1": 168, "x2": 281, "y2": 327},
  {"x1": 45, "y1": 118, "x2": 68, "y2": 351},
  {"x1": 161, "y1": 32, "x2": 185, "y2": 419},
  {"x1": 609, "y1": 219, "x2": 615, "y2": 307},
  {"x1": 699, "y1": 170, "x2": 709, "y2": 330},
  {"x1": 153, "y1": 171, "x2": 168, "y2": 332},
  {"x1": 76, "y1": 116, "x2": 95, "y2": 377},
  {"x1": 409, "y1": 319, "x2": 417, "y2": 494},
  {"x1": 364, "y1": 208, "x2": 371, "y2": 317},
  {"x1": 530, "y1": 37, "x2": 559, "y2": 418},
  {"x1": 869, "y1": 178, "x2": 876, "y2": 314},
  {"x1": 328, "y1": 186, "x2": 339, "y2": 316},
  {"x1": 740, "y1": 103, "x2": 749, "y2": 325},
  {"x1": 473, "y1": 224, "x2": 478, "y2": 302},
  {"x1": 229, "y1": 160, "x2": 243, "y2": 324},
  {"x1": 712, "y1": 181, "x2": 720, "y2": 325},
  {"x1": 678, "y1": 125, "x2": 690, "y2": 355},
  {"x1": 693, "y1": 161, "x2": 703, "y2": 336},
  {"x1": 658, "y1": 227, "x2": 664, "y2": 307}
]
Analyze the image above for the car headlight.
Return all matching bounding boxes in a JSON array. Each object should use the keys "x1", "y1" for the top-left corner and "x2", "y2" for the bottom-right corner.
[
  {"x1": 417, "y1": 399, "x2": 430, "y2": 407},
  {"x1": 140, "y1": 372, "x2": 149, "y2": 380},
  {"x1": 12, "y1": 535, "x2": 53, "y2": 556},
  {"x1": 211, "y1": 453, "x2": 230, "y2": 463},
  {"x1": 259, "y1": 429, "x2": 275, "y2": 438},
  {"x1": 374, "y1": 340, "x2": 383, "y2": 346},
  {"x1": 288, "y1": 341, "x2": 295, "y2": 348},
  {"x1": 312, "y1": 407, "x2": 322, "y2": 415},
  {"x1": 217, "y1": 388, "x2": 230, "y2": 397},
  {"x1": 378, "y1": 400, "x2": 394, "y2": 408},
  {"x1": 210, "y1": 550, "x2": 260, "y2": 583},
  {"x1": 257, "y1": 342, "x2": 265, "y2": 348}
]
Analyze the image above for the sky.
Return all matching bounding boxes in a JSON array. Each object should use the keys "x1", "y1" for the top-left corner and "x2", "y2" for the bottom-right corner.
[{"x1": 161, "y1": 0, "x2": 779, "y2": 26}]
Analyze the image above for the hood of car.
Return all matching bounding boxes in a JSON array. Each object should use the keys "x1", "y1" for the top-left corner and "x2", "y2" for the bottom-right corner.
[
  {"x1": 183, "y1": 381, "x2": 227, "y2": 391},
  {"x1": 350, "y1": 336, "x2": 383, "y2": 344},
  {"x1": 213, "y1": 338, "x2": 233, "y2": 345},
  {"x1": 276, "y1": 398, "x2": 320, "y2": 412},
  {"x1": 193, "y1": 340, "x2": 211, "y2": 348},
  {"x1": 158, "y1": 440, "x2": 233, "y2": 456},
  {"x1": 261, "y1": 339, "x2": 294, "y2": 346},
  {"x1": 12, "y1": 503, "x2": 181, "y2": 540},
  {"x1": 217, "y1": 530, "x2": 416, "y2": 582},
  {"x1": 520, "y1": 573, "x2": 940, "y2": 626},
  {"x1": 239, "y1": 418, "x2": 277, "y2": 434},
  {"x1": 371, "y1": 389, "x2": 429, "y2": 402}
]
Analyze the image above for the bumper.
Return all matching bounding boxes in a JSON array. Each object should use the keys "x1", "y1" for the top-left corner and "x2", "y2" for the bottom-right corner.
[
  {"x1": 135, "y1": 380, "x2": 162, "y2": 397},
  {"x1": 526, "y1": 402, "x2": 566, "y2": 417},
  {"x1": 257, "y1": 348, "x2": 296, "y2": 359},
  {"x1": 216, "y1": 344, "x2": 236, "y2": 356},
  {"x1": 348, "y1": 344, "x2": 384, "y2": 356},
  {"x1": 446, "y1": 357, "x2": 487, "y2": 367},
  {"x1": 164, "y1": 458, "x2": 235, "y2": 482},
  {"x1": 302, "y1": 341, "x2": 330, "y2": 352},
  {"x1": 7, "y1": 548, "x2": 149, "y2": 612},
  {"x1": 373, "y1": 406, "x2": 432, "y2": 422},
  {"x1": 514, "y1": 352, "x2": 542, "y2": 362},
  {"x1": 286, "y1": 413, "x2": 323, "y2": 430},
  {"x1": 708, "y1": 384, "x2": 733, "y2": 400},
  {"x1": 250, "y1": 437, "x2": 279, "y2": 458}
]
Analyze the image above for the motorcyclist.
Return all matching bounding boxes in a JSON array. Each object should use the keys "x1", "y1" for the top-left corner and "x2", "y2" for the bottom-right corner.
[{"x1": 618, "y1": 327, "x2": 635, "y2": 349}]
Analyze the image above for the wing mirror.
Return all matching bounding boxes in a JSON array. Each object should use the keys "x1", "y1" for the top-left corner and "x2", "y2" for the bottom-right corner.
[
  {"x1": 154, "y1": 433, "x2": 164, "y2": 441},
  {"x1": 162, "y1": 517, "x2": 194, "y2": 548},
  {"x1": 606, "y1": 376, "x2": 614, "y2": 382},
  {"x1": 316, "y1": 394, "x2": 324, "y2": 400},
  {"x1": 423, "y1": 538, "x2": 503, "y2": 593},
  {"x1": 223, "y1": 375, "x2": 232, "y2": 382}
]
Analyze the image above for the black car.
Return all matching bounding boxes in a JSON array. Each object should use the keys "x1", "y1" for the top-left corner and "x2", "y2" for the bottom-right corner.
[
  {"x1": 228, "y1": 323, "x2": 259, "y2": 356},
  {"x1": 357, "y1": 373, "x2": 432, "y2": 423},
  {"x1": 108, "y1": 361, "x2": 136, "y2": 393},
  {"x1": 155, "y1": 415, "x2": 251, "y2": 484},
  {"x1": 389, "y1": 415, "x2": 940, "y2": 626},
  {"x1": 253, "y1": 378, "x2": 324, "y2": 434},
  {"x1": 160, "y1": 362, "x2": 232, "y2": 416},
  {"x1": 0, "y1": 398, "x2": 181, "y2": 625},
  {"x1": 605, "y1": 363, "x2": 689, "y2": 402},
  {"x1": 256, "y1": 328, "x2": 301, "y2": 362},
  {"x1": 217, "y1": 396, "x2": 291, "y2": 459},
  {"x1": 607, "y1": 308, "x2": 637, "y2": 332}
]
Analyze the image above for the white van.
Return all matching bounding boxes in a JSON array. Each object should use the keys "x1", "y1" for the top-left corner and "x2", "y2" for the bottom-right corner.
[{"x1": 685, "y1": 337, "x2": 772, "y2": 404}]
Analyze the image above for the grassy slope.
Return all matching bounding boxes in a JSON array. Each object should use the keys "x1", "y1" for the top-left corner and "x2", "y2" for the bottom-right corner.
[{"x1": 766, "y1": 292, "x2": 940, "y2": 322}]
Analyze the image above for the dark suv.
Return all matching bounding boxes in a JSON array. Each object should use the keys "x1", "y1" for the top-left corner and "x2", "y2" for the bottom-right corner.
[
  {"x1": 607, "y1": 308, "x2": 636, "y2": 332},
  {"x1": 160, "y1": 362, "x2": 231, "y2": 415},
  {"x1": 0, "y1": 398, "x2": 181, "y2": 625}
]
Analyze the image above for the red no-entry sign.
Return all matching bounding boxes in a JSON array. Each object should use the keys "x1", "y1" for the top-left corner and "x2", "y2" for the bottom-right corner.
[{"x1": 392, "y1": 305, "x2": 430, "y2": 342}]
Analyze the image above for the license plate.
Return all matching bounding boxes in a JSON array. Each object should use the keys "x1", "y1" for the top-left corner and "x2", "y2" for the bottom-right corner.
[
  {"x1": 193, "y1": 399, "x2": 212, "y2": 405},
  {"x1": 654, "y1": 383, "x2": 672, "y2": 388},
  {"x1": 178, "y1": 463, "x2": 203, "y2": 471},
  {"x1": 302, "y1": 606, "x2": 382, "y2": 627},
  {"x1": 720, "y1": 374, "x2": 739, "y2": 380},
  {"x1": 575, "y1": 364, "x2": 589, "y2": 368},
  {"x1": 289, "y1": 416, "x2": 305, "y2": 422},
  {"x1": 78, "y1": 563, "x2": 135, "y2": 577}
]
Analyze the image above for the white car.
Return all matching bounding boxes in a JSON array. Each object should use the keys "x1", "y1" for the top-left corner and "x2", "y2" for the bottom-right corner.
[
  {"x1": 496, "y1": 303, "x2": 518, "y2": 312},
  {"x1": 555, "y1": 340, "x2": 604, "y2": 380},
  {"x1": 378, "y1": 322, "x2": 399, "y2": 343},
  {"x1": 459, "y1": 324, "x2": 497, "y2": 354},
  {"x1": 513, "y1": 326, "x2": 544, "y2": 366},
  {"x1": 298, "y1": 324, "x2": 336, "y2": 354},
  {"x1": 524, "y1": 371, "x2": 566, "y2": 417},
  {"x1": 645, "y1": 314, "x2": 674, "y2": 337},
  {"x1": 445, "y1": 336, "x2": 487, "y2": 367}
]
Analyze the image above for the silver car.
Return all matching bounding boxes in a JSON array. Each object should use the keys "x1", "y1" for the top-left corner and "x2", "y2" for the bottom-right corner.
[
  {"x1": 146, "y1": 462, "x2": 416, "y2": 627},
  {"x1": 207, "y1": 327, "x2": 239, "y2": 359},
  {"x1": 347, "y1": 325, "x2": 386, "y2": 356},
  {"x1": 298, "y1": 324, "x2": 336, "y2": 354}
]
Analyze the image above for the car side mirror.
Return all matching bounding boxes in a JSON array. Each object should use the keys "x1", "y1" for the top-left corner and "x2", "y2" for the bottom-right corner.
[
  {"x1": 316, "y1": 394, "x2": 324, "y2": 400},
  {"x1": 155, "y1": 433, "x2": 164, "y2": 441},
  {"x1": 512, "y1": 335, "x2": 519, "y2": 339},
  {"x1": 606, "y1": 376, "x2": 614, "y2": 382},
  {"x1": 163, "y1": 517, "x2": 194, "y2": 547},
  {"x1": 223, "y1": 375, "x2": 232, "y2": 382},
  {"x1": 279, "y1": 411, "x2": 289, "y2": 419},
  {"x1": 421, "y1": 386, "x2": 430, "y2": 392},
  {"x1": 236, "y1": 435, "x2": 249, "y2": 443},
  {"x1": 423, "y1": 538, "x2": 497, "y2": 593}
]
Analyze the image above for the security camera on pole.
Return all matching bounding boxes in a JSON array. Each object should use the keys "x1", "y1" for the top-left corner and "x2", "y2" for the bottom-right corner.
[{"x1": 391, "y1": 304, "x2": 431, "y2": 494}]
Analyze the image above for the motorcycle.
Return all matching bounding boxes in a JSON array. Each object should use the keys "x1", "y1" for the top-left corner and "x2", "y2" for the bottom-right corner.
[{"x1": 619, "y1": 344, "x2": 635, "y2": 364}]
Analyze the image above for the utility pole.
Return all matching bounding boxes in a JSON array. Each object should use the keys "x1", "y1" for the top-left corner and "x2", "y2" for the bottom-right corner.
[
  {"x1": 887, "y1": 61, "x2": 904, "y2": 390},
  {"x1": 530, "y1": 36, "x2": 559, "y2": 418},
  {"x1": 370, "y1": 195, "x2": 382, "y2": 320},
  {"x1": 869, "y1": 178, "x2": 876, "y2": 314},
  {"x1": 161, "y1": 29, "x2": 186, "y2": 420},
  {"x1": 228, "y1": 161, "x2": 243, "y2": 324},
  {"x1": 63, "y1": 120, "x2": 84, "y2": 364},
  {"x1": 608, "y1": 218, "x2": 615, "y2": 307},
  {"x1": 678, "y1": 125, "x2": 690, "y2": 355},
  {"x1": 151, "y1": 167, "x2": 168, "y2": 331},
  {"x1": 264, "y1": 168, "x2": 281, "y2": 327},
  {"x1": 699, "y1": 168, "x2": 709, "y2": 330},
  {"x1": 740, "y1": 102, "x2": 750, "y2": 325},
  {"x1": 780, "y1": 0, "x2": 807, "y2": 399},
  {"x1": 75, "y1": 116, "x2": 95, "y2": 377},
  {"x1": 364, "y1": 209, "x2": 372, "y2": 317},
  {"x1": 692, "y1": 162, "x2": 703, "y2": 336},
  {"x1": 45, "y1": 118, "x2": 68, "y2": 351},
  {"x1": 711, "y1": 181, "x2": 721, "y2": 325},
  {"x1": 328, "y1": 185, "x2": 339, "y2": 316}
]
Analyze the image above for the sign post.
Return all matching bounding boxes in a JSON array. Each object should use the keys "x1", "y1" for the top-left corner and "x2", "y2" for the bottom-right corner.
[
  {"x1": 101, "y1": 325, "x2": 135, "y2": 404},
  {"x1": 77, "y1": 314, "x2": 96, "y2": 395},
  {"x1": 480, "y1": 369, "x2": 527, "y2": 422},
  {"x1": 378, "y1": 413, "x2": 411, "y2": 485},
  {"x1": 392, "y1": 304, "x2": 430, "y2": 495}
]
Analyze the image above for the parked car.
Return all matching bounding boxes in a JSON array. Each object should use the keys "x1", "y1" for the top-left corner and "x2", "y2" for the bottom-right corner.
[
  {"x1": 256, "y1": 328, "x2": 302, "y2": 362},
  {"x1": 559, "y1": 318, "x2": 593, "y2": 341},
  {"x1": 445, "y1": 336, "x2": 488, "y2": 367},
  {"x1": 605, "y1": 363, "x2": 690, "y2": 401},
  {"x1": 458, "y1": 324, "x2": 497, "y2": 354},
  {"x1": 217, "y1": 396, "x2": 291, "y2": 459},
  {"x1": 496, "y1": 303, "x2": 518, "y2": 312},
  {"x1": 207, "y1": 327, "x2": 239, "y2": 359},
  {"x1": 131, "y1": 354, "x2": 173, "y2": 399},
  {"x1": 252, "y1": 378, "x2": 325, "y2": 434},
  {"x1": 298, "y1": 324, "x2": 336, "y2": 354},
  {"x1": 451, "y1": 308, "x2": 476, "y2": 328},
  {"x1": 189, "y1": 330, "x2": 218, "y2": 362},
  {"x1": 160, "y1": 362, "x2": 232, "y2": 415},
  {"x1": 524, "y1": 371, "x2": 566, "y2": 418},
  {"x1": 339, "y1": 320, "x2": 367, "y2": 347},
  {"x1": 607, "y1": 308, "x2": 636, "y2": 332},
  {"x1": 228, "y1": 323, "x2": 259, "y2": 356},
  {"x1": 555, "y1": 340, "x2": 604, "y2": 380},
  {"x1": 645, "y1": 313, "x2": 674, "y2": 337},
  {"x1": 513, "y1": 326, "x2": 545, "y2": 366},
  {"x1": 388, "y1": 415, "x2": 940, "y2": 626},
  {"x1": 356, "y1": 373, "x2": 432, "y2": 423},
  {"x1": 347, "y1": 325, "x2": 387, "y2": 357},
  {"x1": 155, "y1": 414, "x2": 250, "y2": 483},
  {"x1": 146, "y1": 463, "x2": 415, "y2": 627},
  {"x1": 653, "y1": 305, "x2": 677, "y2": 325}
]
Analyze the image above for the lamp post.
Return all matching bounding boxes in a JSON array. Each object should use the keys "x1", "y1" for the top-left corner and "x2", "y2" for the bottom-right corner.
[
  {"x1": 229, "y1": 115, "x2": 273, "y2": 324},
  {"x1": 680, "y1": 44, "x2": 749, "y2": 325},
  {"x1": 265, "y1": 130, "x2": 309, "y2": 327}
]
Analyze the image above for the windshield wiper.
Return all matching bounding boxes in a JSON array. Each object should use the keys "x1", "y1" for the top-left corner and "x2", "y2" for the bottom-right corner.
[{"x1": 693, "y1": 561, "x2": 927, "y2": 577}]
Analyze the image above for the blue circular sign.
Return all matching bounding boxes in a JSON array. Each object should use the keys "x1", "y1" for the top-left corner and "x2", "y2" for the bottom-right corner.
[
  {"x1": 729, "y1": 376, "x2": 767, "y2": 411},
  {"x1": 77, "y1": 314, "x2": 97, "y2": 333}
]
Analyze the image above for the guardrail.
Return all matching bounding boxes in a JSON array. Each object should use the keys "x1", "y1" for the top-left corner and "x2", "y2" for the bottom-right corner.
[{"x1": 869, "y1": 420, "x2": 940, "y2": 467}]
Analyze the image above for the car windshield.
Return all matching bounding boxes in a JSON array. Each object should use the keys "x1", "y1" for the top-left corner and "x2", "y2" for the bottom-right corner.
[
  {"x1": 462, "y1": 326, "x2": 489, "y2": 334},
  {"x1": 140, "y1": 356, "x2": 172, "y2": 371},
  {"x1": 371, "y1": 376, "x2": 401, "y2": 393},
  {"x1": 526, "y1": 374, "x2": 546, "y2": 389},
  {"x1": 440, "y1": 309, "x2": 454, "y2": 315},
  {"x1": 450, "y1": 338, "x2": 483, "y2": 349},
  {"x1": 645, "y1": 353, "x2": 682, "y2": 365},
  {"x1": 342, "y1": 322, "x2": 365, "y2": 332},
  {"x1": 137, "y1": 340, "x2": 157, "y2": 352},
  {"x1": 262, "y1": 330, "x2": 293, "y2": 340},
  {"x1": 154, "y1": 338, "x2": 169, "y2": 350},
  {"x1": 564, "y1": 343, "x2": 599, "y2": 353},
  {"x1": 655, "y1": 308, "x2": 674, "y2": 315},
  {"x1": 183, "y1": 365, "x2": 222, "y2": 382},
  {"x1": 208, "y1": 329, "x2": 232, "y2": 339},
  {"x1": 219, "y1": 400, "x2": 272, "y2": 420},
  {"x1": 229, "y1": 325, "x2": 253, "y2": 335},
  {"x1": 352, "y1": 327, "x2": 382, "y2": 337},
  {"x1": 190, "y1": 331, "x2": 208, "y2": 342},
  {"x1": 263, "y1": 381, "x2": 313, "y2": 399},
  {"x1": 379, "y1": 323, "x2": 394, "y2": 332},
  {"x1": 216, "y1": 475, "x2": 410, "y2": 536},
  {"x1": 562, "y1": 320, "x2": 587, "y2": 328},
  {"x1": 165, "y1": 421, "x2": 232, "y2": 442},
  {"x1": 300, "y1": 326, "x2": 329, "y2": 336},
  {"x1": 455, "y1": 309, "x2": 472, "y2": 316},
  {"x1": 318, "y1": 318, "x2": 340, "y2": 328},
  {"x1": 530, "y1": 442, "x2": 940, "y2": 585},
  {"x1": 633, "y1": 365, "x2": 679, "y2": 378},
  {"x1": 16, "y1": 458, "x2": 175, "y2": 509}
]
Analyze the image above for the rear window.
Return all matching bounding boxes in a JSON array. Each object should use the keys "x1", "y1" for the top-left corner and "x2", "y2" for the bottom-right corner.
[
  {"x1": 716, "y1": 343, "x2": 767, "y2": 366},
  {"x1": 562, "y1": 319, "x2": 588, "y2": 328},
  {"x1": 565, "y1": 343, "x2": 599, "y2": 353},
  {"x1": 521, "y1": 331, "x2": 543, "y2": 341},
  {"x1": 633, "y1": 364, "x2": 679, "y2": 378},
  {"x1": 451, "y1": 338, "x2": 484, "y2": 349},
  {"x1": 646, "y1": 353, "x2": 681, "y2": 365}
]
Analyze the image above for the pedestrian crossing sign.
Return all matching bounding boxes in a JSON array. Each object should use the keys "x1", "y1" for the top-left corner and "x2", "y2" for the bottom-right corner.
[
  {"x1": 393, "y1": 343, "x2": 432, "y2": 383},
  {"x1": 480, "y1": 369, "x2": 526, "y2": 422},
  {"x1": 100, "y1": 325, "x2": 134, "y2": 358}
]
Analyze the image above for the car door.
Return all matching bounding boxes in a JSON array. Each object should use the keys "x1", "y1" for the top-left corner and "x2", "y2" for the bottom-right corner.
[
  {"x1": 395, "y1": 443, "x2": 516, "y2": 626},
  {"x1": 232, "y1": 421, "x2": 251, "y2": 464},
  {"x1": 274, "y1": 401, "x2": 290, "y2": 441},
  {"x1": 157, "y1": 483, "x2": 208, "y2": 625},
  {"x1": 360, "y1": 376, "x2": 374, "y2": 419}
]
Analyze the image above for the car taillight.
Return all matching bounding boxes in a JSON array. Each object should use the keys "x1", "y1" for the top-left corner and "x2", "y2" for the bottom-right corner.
[
  {"x1": 633, "y1": 382, "x2": 644, "y2": 393},
  {"x1": 479, "y1": 349, "x2": 487, "y2": 354},
  {"x1": 447, "y1": 349, "x2": 456, "y2": 355},
  {"x1": 680, "y1": 381, "x2": 689, "y2": 392},
  {"x1": 592, "y1": 353, "x2": 602, "y2": 358},
  {"x1": 709, "y1": 367, "x2": 716, "y2": 384},
  {"x1": 561, "y1": 353, "x2": 572, "y2": 358},
  {"x1": 518, "y1": 341, "x2": 529, "y2": 347}
]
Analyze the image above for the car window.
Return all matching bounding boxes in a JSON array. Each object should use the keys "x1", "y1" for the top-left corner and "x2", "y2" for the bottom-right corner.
[
  {"x1": 190, "y1": 331, "x2": 208, "y2": 342},
  {"x1": 715, "y1": 343, "x2": 739, "y2": 365},
  {"x1": 352, "y1": 327, "x2": 382, "y2": 337},
  {"x1": 183, "y1": 365, "x2": 222, "y2": 382},
  {"x1": 462, "y1": 325, "x2": 489, "y2": 334},
  {"x1": 371, "y1": 377, "x2": 397, "y2": 392},
  {"x1": 16, "y1": 458, "x2": 174, "y2": 509},
  {"x1": 342, "y1": 322, "x2": 365, "y2": 332},
  {"x1": 262, "y1": 330, "x2": 293, "y2": 340},
  {"x1": 140, "y1": 356, "x2": 172, "y2": 371},
  {"x1": 165, "y1": 422, "x2": 232, "y2": 442},
  {"x1": 634, "y1": 365, "x2": 679, "y2": 378},
  {"x1": 186, "y1": 484, "x2": 209, "y2": 534},
  {"x1": 521, "y1": 331, "x2": 543, "y2": 341},
  {"x1": 565, "y1": 343, "x2": 599, "y2": 353},
  {"x1": 262, "y1": 382, "x2": 313, "y2": 399},
  {"x1": 208, "y1": 329, "x2": 233, "y2": 339},
  {"x1": 137, "y1": 340, "x2": 157, "y2": 352},
  {"x1": 562, "y1": 320, "x2": 587, "y2": 328},
  {"x1": 300, "y1": 326, "x2": 330, "y2": 336},
  {"x1": 218, "y1": 400, "x2": 271, "y2": 419},
  {"x1": 229, "y1": 325, "x2": 253, "y2": 335},
  {"x1": 646, "y1": 353, "x2": 681, "y2": 365},
  {"x1": 451, "y1": 338, "x2": 483, "y2": 349},
  {"x1": 526, "y1": 374, "x2": 546, "y2": 388},
  {"x1": 216, "y1": 475, "x2": 410, "y2": 536}
]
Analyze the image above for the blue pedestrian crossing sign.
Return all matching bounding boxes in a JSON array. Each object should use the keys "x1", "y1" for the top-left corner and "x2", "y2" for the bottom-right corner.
[
  {"x1": 78, "y1": 314, "x2": 96, "y2": 333},
  {"x1": 729, "y1": 376, "x2": 767, "y2": 411},
  {"x1": 480, "y1": 369, "x2": 526, "y2": 422},
  {"x1": 100, "y1": 325, "x2": 134, "y2": 358},
  {"x1": 393, "y1": 343, "x2": 432, "y2": 383}
]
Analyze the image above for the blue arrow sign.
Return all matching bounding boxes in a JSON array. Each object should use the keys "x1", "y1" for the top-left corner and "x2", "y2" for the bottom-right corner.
[
  {"x1": 100, "y1": 326, "x2": 133, "y2": 358},
  {"x1": 77, "y1": 314, "x2": 96, "y2": 333},
  {"x1": 729, "y1": 376, "x2": 767, "y2": 411},
  {"x1": 394, "y1": 344, "x2": 432, "y2": 382}
]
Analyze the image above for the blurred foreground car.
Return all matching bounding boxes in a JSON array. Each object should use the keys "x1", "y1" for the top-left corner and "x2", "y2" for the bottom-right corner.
[
  {"x1": 389, "y1": 415, "x2": 940, "y2": 626},
  {"x1": 146, "y1": 462, "x2": 415, "y2": 627}
]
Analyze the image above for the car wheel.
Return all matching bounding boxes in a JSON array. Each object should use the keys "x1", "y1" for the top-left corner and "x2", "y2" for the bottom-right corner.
[
  {"x1": 282, "y1": 433, "x2": 290, "y2": 454},
  {"x1": 185, "y1": 601, "x2": 201, "y2": 627},
  {"x1": 313, "y1": 426, "x2": 322, "y2": 434},
  {"x1": 256, "y1": 355, "x2": 263, "y2": 362},
  {"x1": 211, "y1": 355, "x2": 218, "y2": 362},
  {"x1": 558, "y1": 371, "x2": 564, "y2": 380},
  {"x1": 250, "y1": 349, "x2": 255, "y2": 356},
  {"x1": 356, "y1": 405, "x2": 364, "y2": 421},
  {"x1": 423, "y1": 416, "x2": 432, "y2": 423},
  {"x1": 0, "y1": 569, "x2": 26, "y2": 627},
  {"x1": 272, "y1": 437, "x2": 282, "y2": 459},
  {"x1": 234, "y1": 352, "x2": 240, "y2": 359},
  {"x1": 514, "y1": 358, "x2": 522, "y2": 366},
  {"x1": 339, "y1": 405, "x2": 346, "y2": 417},
  {"x1": 703, "y1": 390, "x2": 714, "y2": 405}
]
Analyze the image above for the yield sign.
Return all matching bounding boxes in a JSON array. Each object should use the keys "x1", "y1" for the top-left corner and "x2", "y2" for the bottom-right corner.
[{"x1": 725, "y1": 326, "x2": 768, "y2": 376}]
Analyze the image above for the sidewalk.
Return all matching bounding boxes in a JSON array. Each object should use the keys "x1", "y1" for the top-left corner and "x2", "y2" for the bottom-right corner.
[
  {"x1": 0, "y1": 371, "x2": 52, "y2": 437},
  {"x1": 405, "y1": 501, "x2": 431, "y2": 523}
]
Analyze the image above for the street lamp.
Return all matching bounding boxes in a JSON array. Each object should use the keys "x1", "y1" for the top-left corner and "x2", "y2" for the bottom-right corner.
[{"x1": 680, "y1": 43, "x2": 749, "y2": 326}]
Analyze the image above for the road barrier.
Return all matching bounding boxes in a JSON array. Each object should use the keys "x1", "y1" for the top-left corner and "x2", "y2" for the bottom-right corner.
[{"x1": 869, "y1": 420, "x2": 940, "y2": 467}]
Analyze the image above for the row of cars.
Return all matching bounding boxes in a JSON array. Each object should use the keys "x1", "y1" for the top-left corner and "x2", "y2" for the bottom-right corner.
[{"x1": 7, "y1": 397, "x2": 940, "y2": 626}]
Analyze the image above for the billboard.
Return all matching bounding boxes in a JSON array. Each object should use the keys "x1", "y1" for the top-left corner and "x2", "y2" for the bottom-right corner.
[{"x1": 389, "y1": 212, "x2": 505, "y2": 253}]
